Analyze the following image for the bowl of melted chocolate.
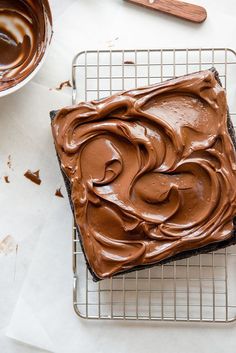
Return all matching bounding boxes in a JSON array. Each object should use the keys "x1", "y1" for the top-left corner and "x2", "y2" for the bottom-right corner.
[{"x1": 0, "y1": 0, "x2": 52, "y2": 97}]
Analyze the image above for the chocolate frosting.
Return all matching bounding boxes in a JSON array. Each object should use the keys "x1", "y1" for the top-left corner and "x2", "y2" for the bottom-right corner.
[
  {"x1": 52, "y1": 70, "x2": 236, "y2": 279},
  {"x1": 0, "y1": 0, "x2": 52, "y2": 92}
]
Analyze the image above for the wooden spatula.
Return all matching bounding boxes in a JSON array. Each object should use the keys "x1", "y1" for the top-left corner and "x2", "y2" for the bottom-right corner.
[{"x1": 125, "y1": 0, "x2": 207, "y2": 23}]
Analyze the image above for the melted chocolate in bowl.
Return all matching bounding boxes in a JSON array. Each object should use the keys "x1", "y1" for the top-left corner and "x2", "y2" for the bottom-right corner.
[{"x1": 0, "y1": 0, "x2": 52, "y2": 92}]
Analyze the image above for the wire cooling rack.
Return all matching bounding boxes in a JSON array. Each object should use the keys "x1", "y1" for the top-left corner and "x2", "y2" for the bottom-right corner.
[{"x1": 72, "y1": 48, "x2": 236, "y2": 322}]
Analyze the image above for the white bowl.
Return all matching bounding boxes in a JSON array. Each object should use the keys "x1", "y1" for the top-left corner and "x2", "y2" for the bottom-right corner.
[{"x1": 0, "y1": 1, "x2": 53, "y2": 98}]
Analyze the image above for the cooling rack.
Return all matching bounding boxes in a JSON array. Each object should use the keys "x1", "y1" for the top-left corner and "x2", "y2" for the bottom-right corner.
[{"x1": 72, "y1": 48, "x2": 236, "y2": 322}]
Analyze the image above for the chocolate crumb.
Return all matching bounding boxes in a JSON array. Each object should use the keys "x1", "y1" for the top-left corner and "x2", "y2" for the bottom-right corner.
[
  {"x1": 24, "y1": 170, "x2": 41, "y2": 185},
  {"x1": 55, "y1": 80, "x2": 72, "y2": 91},
  {"x1": 55, "y1": 187, "x2": 64, "y2": 198},
  {"x1": 4, "y1": 176, "x2": 10, "y2": 183},
  {"x1": 124, "y1": 60, "x2": 135, "y2": 65},
  {"x1": 7, "y1": 155, "x2": 12, "y2": 169}
]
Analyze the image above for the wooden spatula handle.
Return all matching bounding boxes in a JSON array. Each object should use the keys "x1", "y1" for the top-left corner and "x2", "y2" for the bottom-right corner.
[{"x1": 125, "y1": 0, "x2": 207, "y2": 23}]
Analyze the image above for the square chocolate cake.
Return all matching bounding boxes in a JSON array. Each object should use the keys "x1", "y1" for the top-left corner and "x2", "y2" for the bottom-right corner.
[{"x1": 51, "y1": 69, "x2": 236, "y2": 281}]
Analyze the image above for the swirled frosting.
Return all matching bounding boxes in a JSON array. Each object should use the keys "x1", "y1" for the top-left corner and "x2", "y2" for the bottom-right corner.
[
  {"x1": 0, "y1": 0, "x2": 52, "y2": 92},
  {"x1": 52, "y1": 70, "x2": 236, "y2": 280}
]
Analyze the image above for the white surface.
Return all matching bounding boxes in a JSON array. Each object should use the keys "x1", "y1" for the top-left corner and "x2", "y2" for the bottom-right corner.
[
  {"x1": 5, "y1": 201, "x2": 236, "y2": 353},
  {"x1": 1, "y1": 0, "x2": 236, "y2": 352}
]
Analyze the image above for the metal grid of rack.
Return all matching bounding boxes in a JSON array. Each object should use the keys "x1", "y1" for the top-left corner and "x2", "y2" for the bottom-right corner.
[{"x1": 72, "y1": 48, "x2": 236, "y2": 322}]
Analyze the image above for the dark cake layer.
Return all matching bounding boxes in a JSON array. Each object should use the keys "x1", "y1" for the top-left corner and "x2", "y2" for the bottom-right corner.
[{"x1": 51, "y1": 69, "x2": 236, "y2": 281}]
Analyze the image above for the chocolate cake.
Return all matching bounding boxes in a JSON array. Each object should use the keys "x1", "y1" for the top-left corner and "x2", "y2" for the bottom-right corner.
[{"x1": 51, "y1": 69, "x2": 236, "y2": 281}]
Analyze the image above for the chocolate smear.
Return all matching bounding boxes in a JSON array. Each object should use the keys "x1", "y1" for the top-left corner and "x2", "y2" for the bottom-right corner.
[
  {"x1": 7, "y1": 155, "x2": 12, "y2": 169},
  {"x1": 0, "y1": 235, "x2": 17, "y2": 255},
  {"x1": 124, "y1": 60, "x2": 135, "y2": 65},
  {"x1": 54, "y1": 80, "x2": 72, "y2": 91}
]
